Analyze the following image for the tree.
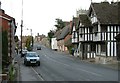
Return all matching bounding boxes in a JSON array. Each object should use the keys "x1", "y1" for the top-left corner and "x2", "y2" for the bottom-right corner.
[
  {"x1": 48, "y1": 30, "x2": 54, "y2": 38},
  {"x1": 47, "y1": 30, "x2": 55, "y2": 48},
  {"x1": 14, "y1": 35, "x2": 19, "y2": 42},
  {"x1": 25, "y1": 36, "x2": 33, "y2": 51},
  {"x1": 54, "y1": 18, "x2": 65, "y2": 30}
]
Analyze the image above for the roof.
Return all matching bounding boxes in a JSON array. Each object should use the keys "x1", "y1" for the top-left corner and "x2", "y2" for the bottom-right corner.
[
  {"x1": 53, "y1": 29, "x2": 62, "y2": 38},
  {"x1": 57, "y1": 24, "x2": 70, "y2": 40},
  {"x1": 79, "y1": 14, "x2": 91, "y2": 28},
  {"x1": 90, "y1": 2, "x2": 119, "y2": 24},
  {"x1": 72, "y1": 17, "x2": 79, "y2": 28},
  {"x1": 71, "y1": 17, "x2": 79, "y2": 33}
]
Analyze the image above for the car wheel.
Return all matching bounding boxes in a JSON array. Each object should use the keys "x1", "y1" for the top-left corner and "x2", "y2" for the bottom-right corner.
[
  {"x1": 38, "y1": 62, "x2": 40, "y2": 66},
  {"x1": 24, "y1": 61, "x2": 27, "y2": 66}
]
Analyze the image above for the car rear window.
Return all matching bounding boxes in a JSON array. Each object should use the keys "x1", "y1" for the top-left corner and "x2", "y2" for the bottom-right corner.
[{"x1": 26, "y1": 53, "x2": 38, "y2": 57}]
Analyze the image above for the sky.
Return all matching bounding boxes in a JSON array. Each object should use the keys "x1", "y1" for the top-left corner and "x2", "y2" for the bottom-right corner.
[{"x1": 0, "y1": 0, "x2": 116, "y2": 37}]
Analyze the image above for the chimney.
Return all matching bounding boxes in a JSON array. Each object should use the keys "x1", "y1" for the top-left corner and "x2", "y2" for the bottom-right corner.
[{"x1": 70, "y1": 21, "x2": 73, "y2": 29}]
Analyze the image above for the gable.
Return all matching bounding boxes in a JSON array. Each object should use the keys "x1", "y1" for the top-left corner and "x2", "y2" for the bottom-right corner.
[{"x1": 88, "y1": 2, "x2": 119, "y2": 24}]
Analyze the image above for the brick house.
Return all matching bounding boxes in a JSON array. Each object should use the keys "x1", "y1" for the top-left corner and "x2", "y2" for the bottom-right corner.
[
  {"x1": 0, "y1": 8, "x2": 17, "y2": 65},
  {"x1": 57, "y1": 25, "x2": 70, "y2": 52}
]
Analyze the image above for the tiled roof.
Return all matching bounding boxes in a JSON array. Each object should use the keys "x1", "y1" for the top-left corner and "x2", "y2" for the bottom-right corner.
[
  {"x1": 91, "y1": 2, "x2": 119, "y2": 24},
  {"x1": 73, "y1": 17, "x2": 79, "y2": 28},
  {"x1": 57, "y1": 24, "x2": 70, "y2": 40},
  {"x1": 79, "y1": 14, "x2": 91, "y2": 27}
]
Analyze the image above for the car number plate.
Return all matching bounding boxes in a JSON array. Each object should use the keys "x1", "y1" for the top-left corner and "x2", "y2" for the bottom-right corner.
[{"x1": 31, "y1": 61, "x2": 36, "y2": 63}]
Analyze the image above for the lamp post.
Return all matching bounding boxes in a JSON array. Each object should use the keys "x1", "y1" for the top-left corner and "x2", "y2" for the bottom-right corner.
[{"x1": 21, "y1": 0, "x2": 23, "y2": 56}]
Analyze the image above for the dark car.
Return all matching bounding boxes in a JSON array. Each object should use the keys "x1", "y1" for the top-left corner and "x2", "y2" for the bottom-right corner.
[
  {"x1": 24, "y1": 52, "x2": 40, "y2": 66},
  {"x1": 21, "y1": 49, "x2": 28, "y2": 57},
  {"x1": 37, "y1": 46, "x2": 41, "y2": 50}
]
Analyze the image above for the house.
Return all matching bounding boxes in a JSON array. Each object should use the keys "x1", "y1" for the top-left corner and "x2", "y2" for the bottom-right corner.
[
  {"x1": 86, "y1": 1, "x2": 120, "y2": 63},
  {"x1": 78, "y1": 14, "x2": 94, "y2": 59},
  {"x1": 0, "y1": 8, "x2": 17, "y2": 66},
  {"x1": 64, "y1": 21, "x2": 73, "y2": 52},
  {"x1": 35, "y1": 33, "x2": 46, "y2": 43},
  {"x1": 57, "y1": 24, "x2": 70, "y2": 52},
  {"x1": 51, "y1": 30, "x2": 60, "y2": 50},
  {"x1": 115, "y1": 34, "x2": 120, "y2": 60},
  {"x1": 71, "y1": 17, "x2": 79, "y2": 56}
]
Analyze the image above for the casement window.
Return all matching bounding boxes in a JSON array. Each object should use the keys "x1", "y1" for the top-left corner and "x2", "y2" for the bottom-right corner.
[
  {"x1": 87, "y1": 44, "x2": 90, "y2": 52},
  {"x1": 91, "y1": 44, "x2": 96, "y2": 51},
  {"x1": 80, "y1": 34, "x2": 83, "y2": 37},
  {"x1": 101, "y1": 26, "x2": 107, "y2": 32},
  {"x1": 94, "y1": 26, "x2": 98, "y2": 36},
  {"x1": 89, "y1": 28, "x2": 92, "y2": 33},
  {"x1": 101, "y1": 44, "x2": 106, "y2": 52},
  {"x1": 73, "y1": 31, "x2": 76, "y2": 38}
]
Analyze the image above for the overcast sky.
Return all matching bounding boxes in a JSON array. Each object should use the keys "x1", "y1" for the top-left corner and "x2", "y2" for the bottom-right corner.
[{"x1": 0, "y1": 0, "x2": 116, "y2": 37}]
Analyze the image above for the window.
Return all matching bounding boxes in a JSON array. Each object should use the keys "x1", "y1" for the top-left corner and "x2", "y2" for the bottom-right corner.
[
  {"x1": 101, "y1": 44, "x2": 106, "y2": 52},
  {"x1": 80, "y1": 34, "x2": 82, "y2": 37},
  {"x1": 73, "y1": 31, "x2": 76, "y2": 38},
  {"x1": 91, "y1": 44, "x2": 96, "y2": 51},
  {"x1": 88, "y1": 45, "x2": 90, "y2": 52},
  {"x1": 89, "y1": 28, "x2": 92, "y2": 33},
  {"x1": 101, "y1": 26, "x2": 107, "y2": 32}
]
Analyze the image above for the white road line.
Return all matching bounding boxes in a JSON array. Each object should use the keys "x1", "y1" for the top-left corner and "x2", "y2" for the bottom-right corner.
[
  {"x1": 31, "y1": 67, "x2": 44, "y2": 81},
  {"x1": 76, "y1": 68, "x2": 102, "y2": 77},
  {"x1": 45, "y1": 55, "x2": 102, "y2": 77},
  {"x1": 45, "y1": 55, "x2": 70, "y2": 67}
]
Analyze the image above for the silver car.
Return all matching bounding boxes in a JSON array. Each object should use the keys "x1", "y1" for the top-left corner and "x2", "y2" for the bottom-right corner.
[{"x1": 24, "y1": 52, "x2": 40, "y2": 66}]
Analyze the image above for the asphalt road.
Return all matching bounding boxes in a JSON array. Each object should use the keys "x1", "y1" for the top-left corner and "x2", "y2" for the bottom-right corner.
[{"x1": 16, "y1": 43, "x2": 119, "y2": 81}]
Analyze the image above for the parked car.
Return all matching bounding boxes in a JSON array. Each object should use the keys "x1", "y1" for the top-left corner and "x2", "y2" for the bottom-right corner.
[
  {"x1": 24, "y1": 52, "x2": 40, "y2": 66},
  {"x1": 21, "y1": 49, "x2": 28, "y2": 57},
  {"x1": 37, "y1": 45, "x2": 41, "y2": 50}
]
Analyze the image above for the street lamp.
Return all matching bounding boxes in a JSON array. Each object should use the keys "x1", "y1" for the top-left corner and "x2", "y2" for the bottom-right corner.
[{"x1": 21, "y1": 0, "x2": 23, "y2": 56}]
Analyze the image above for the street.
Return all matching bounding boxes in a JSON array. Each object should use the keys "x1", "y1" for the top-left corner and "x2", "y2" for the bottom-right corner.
[{"x1": 15, "y1": 43, "x2": 119, "y2": 81}]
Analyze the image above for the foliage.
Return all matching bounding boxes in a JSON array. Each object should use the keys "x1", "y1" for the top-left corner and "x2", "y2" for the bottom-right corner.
[
  {"x1": 48, "y1": 30, "x2": 54, "y2": 38},
  {"x1": 9, "y1": 64, "x2": 15, "y2": 81},
  {"x1": 48, "y1": 30, "x2": 55, "y2": 48},
  {"x1": 66, "y1": 45, "x2": 73, "y2": 54},
  {"x1": 14, "y1": 35, "x2": 19, "y2": 42},
  {"x1": 25, "y1": 36, "x2": 33, "y2": 51},
  {"x1": 54, "y1": 18, "x2": 65, "y2": 30}
]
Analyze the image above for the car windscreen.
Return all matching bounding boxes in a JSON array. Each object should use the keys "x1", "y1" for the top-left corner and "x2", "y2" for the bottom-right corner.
[{"x1": 26, "y1": 53, "x2": 38, "y2": 57}]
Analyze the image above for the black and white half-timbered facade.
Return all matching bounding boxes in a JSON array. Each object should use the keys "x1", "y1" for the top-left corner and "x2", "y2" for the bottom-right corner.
[
  {"x1": 71, "y1": 17, "x2": 79, "y2": 54},
  {"x1": 78, "y1": 14, "x2": 95, "y2": 59},
  {"x1": 88, "y1": 1, "x2": 120, "y2": 62},
  {"x1": 77, "y1": 1, "x2": 120, "y2": 62}
]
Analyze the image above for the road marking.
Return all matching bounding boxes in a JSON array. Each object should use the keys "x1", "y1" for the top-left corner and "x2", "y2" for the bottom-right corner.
[
  {"x1": 76, "y1": 68, "x2": 102, "y2": 77},
  {"x1": 45, "y1": 55, "x2": 102, "y2": 77},
  {"x1": 31, "y1": 67, "x2": 44, "y2": 81},
  {"x1": 45, "y1": 55, "x2": 70, "y2": 67}
]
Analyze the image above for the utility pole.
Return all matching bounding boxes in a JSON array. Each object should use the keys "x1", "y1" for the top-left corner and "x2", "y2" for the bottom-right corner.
[{"x1": 21, "y1": 0, "x2": 23, "y2": 56}]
